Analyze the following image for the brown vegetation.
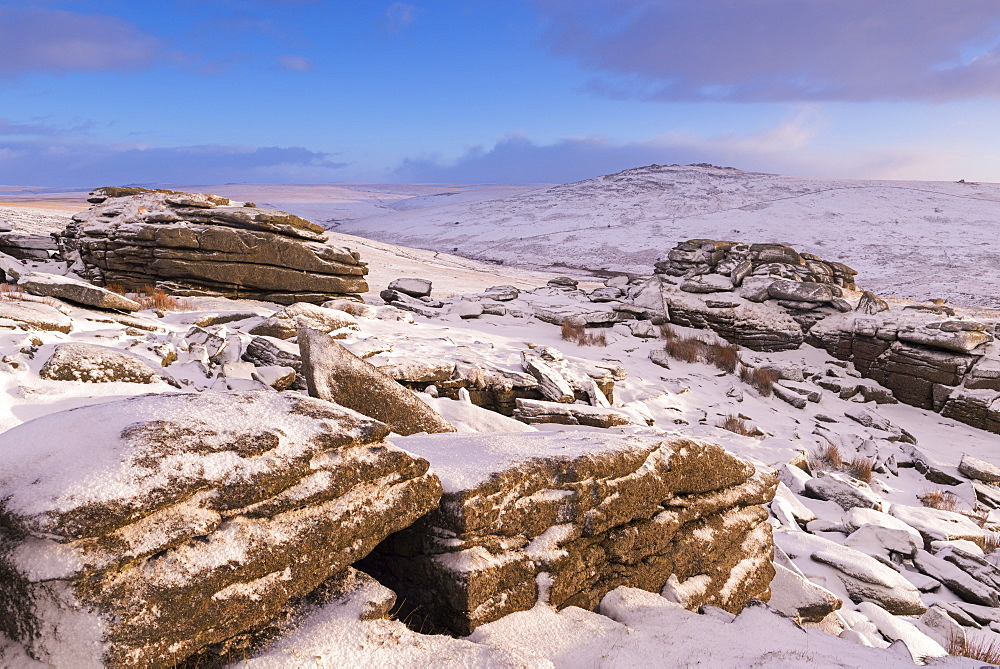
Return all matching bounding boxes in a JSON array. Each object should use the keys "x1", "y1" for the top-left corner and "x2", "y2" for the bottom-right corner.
[
  {"x1": 948, "y1": 631, "x2": 1000, "y2": 665},
  {"x1": 739, "y1": 365, "x2": 780, "y2": 397},
  {"x1": 105, "y1": 282, "x2": 191, "y2": 312},
  {"x1": 717, "y1": 414, "x2": 756, "y2": 437},
  {"x1": 561, "y1": 320, "x2": 608, "y2": 347},
  {"x1": 659, "y1": 325, "x2": 740, "y2": 372},
  {"x1": 919, "y1": 490, "x2": 961, "y2": 513},
  {"x1": 846, "y1": 456, "x2": 874, "y2": 483},
  {"x1": 0, "y1": 283, "x2": 24, "y2": 301}
]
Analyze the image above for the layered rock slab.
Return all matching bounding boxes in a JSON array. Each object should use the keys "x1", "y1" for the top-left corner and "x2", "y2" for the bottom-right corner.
[
  {"x1": 358, "y1": 432, "x2": 776, "y2": 635},
  {"x1": 0, "y1": 391, "x2": 442, "y2": 667},
  {"x1": 55, "y1": 188, "x2": 368, "y2": 304}
]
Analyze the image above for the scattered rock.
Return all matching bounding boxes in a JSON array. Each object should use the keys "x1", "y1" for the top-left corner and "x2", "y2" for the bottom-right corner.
[
  {"x1": 769, "y1": 563, "x2": 842, "y2": 623},
  {"x1": 804, "y1": 476, "x2": 882, "y2": 511},
  {"x1": 249, "y1": 302, "x2": 360, "y2": 340},
  {"x1": 513, "y1": 398, "x2": 636, "y2": 428},
  {"x1": 958, "y1": 453, "x2": 1000, "y2": 483}
]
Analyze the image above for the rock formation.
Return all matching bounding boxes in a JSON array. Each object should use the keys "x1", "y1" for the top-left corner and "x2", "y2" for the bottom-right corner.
[
  {"x1": 359, "y1": 432, "x2": 777, "y2": 634},
  {"x1": 0, "y1": 391, "x2": 442, "y2": 667},
  {"x1": 54, "y1": 187, "x2": 368, "y2": 304}
]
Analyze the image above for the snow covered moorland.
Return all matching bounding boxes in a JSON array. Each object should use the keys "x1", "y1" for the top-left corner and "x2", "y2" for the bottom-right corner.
[
  {"x1": 0, "y1": 177, "x2": 999, "y2": 667},
  {"x1": 314, "y1": 165, "x2": 1000, "y2": 310}
]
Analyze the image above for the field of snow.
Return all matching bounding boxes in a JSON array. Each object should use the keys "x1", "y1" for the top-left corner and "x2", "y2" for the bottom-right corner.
[
  {"x1": 268, "y1": 165, "x2": 1000, "y2": 310},
  {"x1": 2, "y1": 170, "x2": 1000, "y2": 666}
]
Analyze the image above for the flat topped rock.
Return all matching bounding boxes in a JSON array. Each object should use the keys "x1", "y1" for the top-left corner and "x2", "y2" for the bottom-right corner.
[
  {"x1": 0, "y1": 300, "x2": 72, "y2": 333},
  {"x1": 394, "y1": 431, "x2": 756, "y2": 536},
  {"x1": 0, "y1": 391, "x2": 391, "y2": 540},
  {"x1": 19, "y1": 271, "x2": 142, "y2": 311},
  {"x1": 40, "y1": 343, "x2": 179, "y2": 386}
]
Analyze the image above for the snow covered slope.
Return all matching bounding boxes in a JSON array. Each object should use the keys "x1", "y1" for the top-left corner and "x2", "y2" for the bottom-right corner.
[{"x1": 331, "y1": 165, "x2": 1000, "y2": 309}]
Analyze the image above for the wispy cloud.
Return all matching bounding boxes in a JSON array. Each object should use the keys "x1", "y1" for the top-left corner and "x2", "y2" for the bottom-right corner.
[
  {"x1": 381, "y1": 2, "x2": 420, "y2": 34},
  {"x1": 0, "y1": 7, "x2": 161, "y2": 77},
  {"x1": 534, "y1": 0, "x2": 1000, "y2": 102},
  {"x1": 277, "y1": 55, "x2": 313, "y2": 71}
]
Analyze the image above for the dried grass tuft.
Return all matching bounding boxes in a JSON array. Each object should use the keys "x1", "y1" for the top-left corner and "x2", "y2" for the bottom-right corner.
[
  {"x1": 0, "y1": 283, "x2": 24, "y2": 301},
  {"x1": 561, "y1": 320, "x2": 608, "y2": 347},
  {"x1": 739, "y1": 365, "x2": 780, "y2": 397},
  {"x1": 948, "y1": 630, "x2": 1000, "y2": 664},
  {"x1": 846, "y1": 456, "x2": 874, "y2": 483},
  {"x1": 919, "y1": 489, "x2": 961, "y2": 513},
  {"x1": 717, "y1": 414, "x2": 755, "y2": 437}
]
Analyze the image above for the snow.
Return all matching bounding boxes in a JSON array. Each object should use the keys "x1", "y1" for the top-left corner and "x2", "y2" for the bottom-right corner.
[
  {"x1": 3, "y1": 178, "x2": 1000, "y2": 666},
  {"x1": 395, "y1": 431, "x2": 666, "y2": 494}
]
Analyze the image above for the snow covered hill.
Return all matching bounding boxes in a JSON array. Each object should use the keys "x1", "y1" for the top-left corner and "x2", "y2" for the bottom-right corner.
[{"x1": 327, "y1": 165, "x2": 1000, "y2": 310}]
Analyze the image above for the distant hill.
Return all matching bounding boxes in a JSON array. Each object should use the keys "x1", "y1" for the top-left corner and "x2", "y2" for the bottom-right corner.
[{"x1": 335, "y1": 165, "x2": 1000, "y2": 309}]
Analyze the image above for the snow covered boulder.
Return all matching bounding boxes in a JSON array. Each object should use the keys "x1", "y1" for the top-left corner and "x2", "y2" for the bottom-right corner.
[
  {"x1": 358, "y1": 432, "x2": 777, "y2": 634},
  {"x1": 39, "y1": 343, "x2": 179, "y2": 386},
  {"x1": 0, "y1": 391, "x2": 442, "y2": 667},
  {"x1": 0, "y1": 300, "x2": 72, "y2": 333},
  {"x1": 387, "y1": 277, "x2": 432, "y2": 298},
  {"x1": 249, "y1": 302, "x2": 360, "y2": 340},
  {"x1": 19, "y1": 272, "x2": 142, "y2": 311}
]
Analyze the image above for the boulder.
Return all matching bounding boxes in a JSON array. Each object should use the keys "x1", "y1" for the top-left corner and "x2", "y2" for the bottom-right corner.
[
  {"x1": 481, "y1": 285, "x2": 519, "y2": 301},
  {"x1": 360, "y1": 432, "x2": 776, "y2": 634},
  {"x1": 767, "y1": 280, "x2": 838, "y2": 304},
  {"x1": 388, "y1": 278, "x2": 432, "y2": 298},
  {"x1": 55, "y1": 189, "x2": 367, "y2": 304},
  {"x1": 0, "y1": 231, "x2": 55, "y2": 260},
  {"x1": 898, "y1": 326, "x2": 991, "y2": 354},
  {"x1": 249, "y1": 302, "x2": 360, "y2": 340},
  {"x1": 804, "y1": 477, "x2": 882, "y2": 511},
  {"x1": 912, "y1": 550, "x2": 1000, "y2": 607},
  {"x1": 768, "y1": 563, "x2": 842, "y2": 623},
  {"x1": 856, "y1": 291, "x2": 889, "y2": 315},
  {"x1": 680, "y1": 274, "x2": 734, "y2": 293},
  {"x1": 40, "y1": 343, "x2": 179, "y2": 386},
  {"x1": 512, "y1": 398, "x2": 636, "y2": 428},
  {"x1": 959, "y1": 453, "x2": 1000, "y2": 483},
  {"x1": 0, "y1": 391, "x2": 442, "y2": 667},
  {"x1": 889, "y1": 504, "x2": 988, "y2": 544},
  {"x1": 0, "y1": 300, "x2": 72, "y2": 333},
  {"x1": 547, "y1": 277, "x2": 578, "y2": 289},
  {"x1": 298, "y1": 327, "x2": 456, "y2": 436},
  {"x1": 451, "y1": 300, "x2": 484, "y2": 319},
  {"x1": 810, "y1": 548, "x2": 926, "y2": 615},
  {"x1": 19, "y1": 272, "x2": 142, "y2": 311}
]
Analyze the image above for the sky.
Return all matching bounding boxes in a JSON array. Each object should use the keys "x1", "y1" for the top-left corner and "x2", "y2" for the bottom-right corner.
[{"x1": 2, "y1": 0, "x2": 1000, "y2": 186}]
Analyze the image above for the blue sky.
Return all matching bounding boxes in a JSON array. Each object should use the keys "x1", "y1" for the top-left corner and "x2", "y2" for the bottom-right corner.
[{"x1": 2, "y1": 0, "x2": 1000, "y2": 186}]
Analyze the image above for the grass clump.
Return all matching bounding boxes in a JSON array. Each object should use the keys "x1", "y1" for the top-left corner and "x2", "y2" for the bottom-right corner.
[
  {"x1": 919, "y1": 489, "x2": 961, "y2": 513},
  {"x1": 106, "y1": 282, "x2": 191, "y2": 312},
  {"x1": 739, "y1": 365, "x2": 780, "y2": 397},
  {"x1": 658, "y1": 324, "x2": 740, "y2": 372},
  {"x1": 948, "y1": 631, "x2": 1000, "y2": 665},
  {"x1": 717, "y1": 414, "x2": 756, "y2": 437},
  {"x1": 846, "y1": 456, "x2": 874, "y2": 483},
  {"x1": 561, "y1": 320, "x2": 608, "y2": 347}
]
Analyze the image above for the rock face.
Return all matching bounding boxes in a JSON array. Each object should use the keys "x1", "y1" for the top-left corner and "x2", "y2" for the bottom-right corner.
[
  {"x1": 54, "y1": 187, "x2": 368, "y2": 304},
  {"x1": 298, "y1": 327, "x2": 457, "y2": 436},
  {"x1": 0, "y1": 391, "x2": 442, "y2": 667},
  {"x1": 358, "y1": 432, "x2": 776, "y2": 635},
  {"x1": 0, "y1": 232, "x2": 56, "y2": 261}
]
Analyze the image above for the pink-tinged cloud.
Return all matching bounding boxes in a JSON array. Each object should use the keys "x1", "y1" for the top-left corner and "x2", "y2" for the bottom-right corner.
[
  {"x1": 534, "y1": 0, "x2": 1000, "y2": 101},
  {"x1": 0, "y1": 7, "x2": 160, "y2": 76},
  {"x1": 277, "y1": 55, "x2": 313, "y2": 71}
]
